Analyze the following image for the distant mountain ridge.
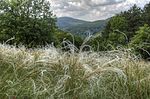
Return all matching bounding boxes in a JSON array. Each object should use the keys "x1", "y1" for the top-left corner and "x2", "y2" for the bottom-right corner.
[
  {"x1": 57, "y1": 17, "x2": 88, "y2": 28},
  {"x1": 56, "y1": 17, "x2": 108, "y2": 37}
]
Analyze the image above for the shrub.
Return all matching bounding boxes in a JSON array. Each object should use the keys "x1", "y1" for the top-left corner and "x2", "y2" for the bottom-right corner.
[
  {"x1": 130, "y1": 24, "x2": 150, "y2": 59},
  {"x1": 54, "y1": 30, "x2": 83, "y2": 50}
]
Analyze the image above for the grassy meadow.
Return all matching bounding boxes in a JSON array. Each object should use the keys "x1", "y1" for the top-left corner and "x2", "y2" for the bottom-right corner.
[
  {"x1": 0, "y1": 43, "x2": 150, "y2": 99},
  {"x1": 0, "y1": 0, "x2": 150, "y2": 99}
]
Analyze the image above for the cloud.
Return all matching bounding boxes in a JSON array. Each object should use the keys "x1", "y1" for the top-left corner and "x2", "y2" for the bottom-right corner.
[{"x1": 50, "y1": 0, "x2": 150, "y2": 21}]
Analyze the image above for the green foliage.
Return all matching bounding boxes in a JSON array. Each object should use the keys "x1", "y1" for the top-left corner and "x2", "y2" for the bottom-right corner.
[
  {"x1": 0, "y1": 0, "x2": 56, "y2": 47},
  {"x1": 103, "y1": 4, "x2": 143, "y2": 40},
  {"x1": 101, "y1": 4, "x2": 150, "y2": 58},
  {"x1": 87, "y1": 33, "x2": 108, "y2": 51},
  {"x1": 143, "y1": 2, "x2": 150, "y2": 25},
  {"x1": 122, "y1": 5, "x2": 143, "y2": 34},
  {"x1": 107, "y1": 31, "x2": 128, "y2": 48},
  {"x1": 105, "y1": 15, "x2": 128, "y2": 34},
  {"x1": 54, "y1": 30, "x2": 83, "y2": 49},
  {"x1": 89, "y1": 17, "x2": 129, "y2": 50},
  {"x1": 130, "y1": 24, "x2": 150, "y2": 59}
]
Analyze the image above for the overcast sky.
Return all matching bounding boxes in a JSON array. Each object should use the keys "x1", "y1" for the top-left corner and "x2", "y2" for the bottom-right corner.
[{"x1": 50, "y1": 0, "x2": 150, "y2": 21}]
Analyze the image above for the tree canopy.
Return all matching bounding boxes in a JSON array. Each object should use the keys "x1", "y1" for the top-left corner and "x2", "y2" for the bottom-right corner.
[
  {"x1": 89, "y1": 3, "x2": 150, "y2": 59},
  {"x1": 0, "y1": 0, "x2": 56, "y2": 47}
]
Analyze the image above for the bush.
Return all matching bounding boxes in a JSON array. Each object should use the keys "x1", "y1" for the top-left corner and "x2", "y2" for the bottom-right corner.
[
  {"x1": 86, "y1": 33, "x2": 108, "y2": 51},
  {"x1": 54, "y1": 30, "x2": 83, "y2": 50},
  {"x1": 130, "y1": 24, "x2": 150, "y2": 59}
]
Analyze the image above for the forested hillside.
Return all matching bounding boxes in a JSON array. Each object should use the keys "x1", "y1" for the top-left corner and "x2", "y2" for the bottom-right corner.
[{"x1": 57, "y1": 17, "x2": 107, "y2": 37}]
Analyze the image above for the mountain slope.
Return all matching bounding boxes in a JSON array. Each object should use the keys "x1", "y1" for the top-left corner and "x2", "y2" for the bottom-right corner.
[
  {"x1": 56, "y1": 17, "x2": 108, "y2": 37},
  {"x1": 57, "y1": 17, "x2": 88, "y2": 29}
]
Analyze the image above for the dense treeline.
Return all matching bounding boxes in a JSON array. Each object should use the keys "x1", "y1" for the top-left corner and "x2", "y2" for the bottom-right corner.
[
  {"x1": 0, "y1": 0, "x2": 83, "y2": 48},
  {"x1": 89, "y1": 3, "x2": 150, "y2": 59},
  {"x1": 0, "y1": 0, "x2": 149, "y2": 59}
]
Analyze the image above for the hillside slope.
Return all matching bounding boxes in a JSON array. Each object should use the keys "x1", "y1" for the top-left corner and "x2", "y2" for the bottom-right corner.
[{"x1": 57, "y1": 17, "x2": 108, "y2": 37}]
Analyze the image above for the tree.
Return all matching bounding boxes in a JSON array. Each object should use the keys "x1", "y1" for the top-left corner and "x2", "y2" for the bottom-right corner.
[
  {"x1": 102, "y1": 15, "x2": 128, "y2": 48},
  {"x1": 103, "y1": 15, "x2": 128, "y2": 37},
  {"x1": 0, "y1": 0, "x2": 56, "y2": 47},
  {"x1": 109, "y1": 15, "x2": 128, "y2": 32},
  {"x1": 121, "y1": 4, "x2": 143, "y2": 39},
  {"x1": 130, "y1": 24, "x2": 150, "y2": 59},
  {"x1": 143, "y1": 2, "x2": 150, "y2": 25},
  {"x1": 103, "y1": 4, "x2": 143, "y2": 42}
]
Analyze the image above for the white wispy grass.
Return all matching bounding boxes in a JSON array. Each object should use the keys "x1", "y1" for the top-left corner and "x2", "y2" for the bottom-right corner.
[{"x1": 0, "y1": 43, "x2": 150, "y2": 99}]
